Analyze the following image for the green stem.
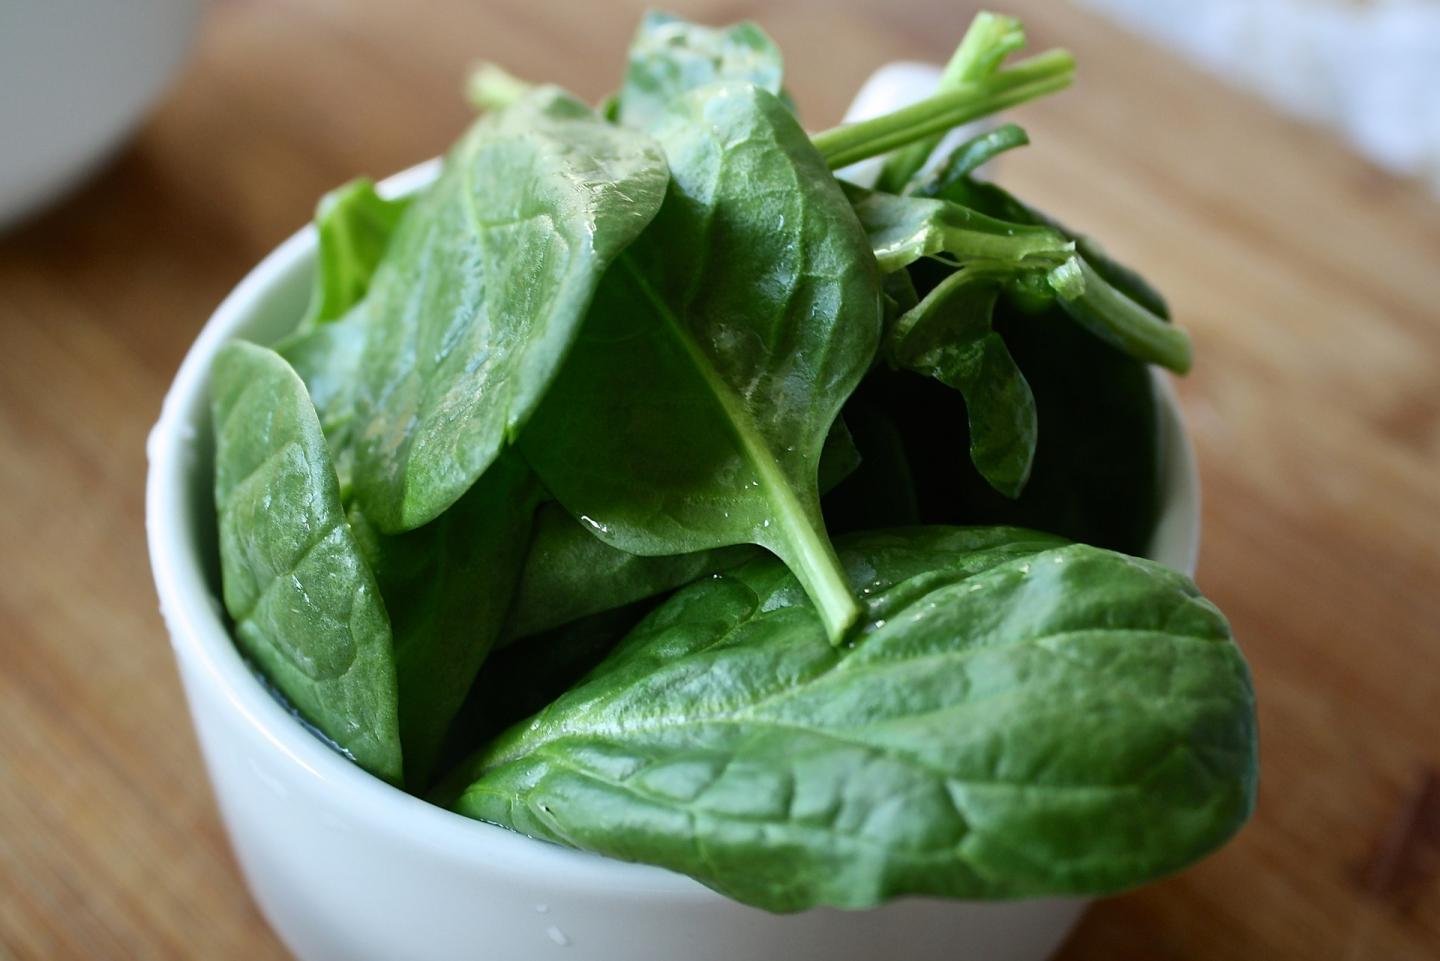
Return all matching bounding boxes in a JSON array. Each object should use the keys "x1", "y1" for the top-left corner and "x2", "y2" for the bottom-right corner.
[
  {"x1": 812, "y1": 50, "x2": 1075, "y2": 170},
  {"x1": 1050, "y1": 257, "x2": 1193, "y2": 374},
  {"x1": 876, "y1": 11, "x2": 1026, "y2": 192}
]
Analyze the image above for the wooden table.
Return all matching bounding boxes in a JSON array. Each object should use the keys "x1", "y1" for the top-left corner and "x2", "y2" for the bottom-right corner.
[{"x1": 2, "y1": 0, "x2": 1437, "y2": 957}]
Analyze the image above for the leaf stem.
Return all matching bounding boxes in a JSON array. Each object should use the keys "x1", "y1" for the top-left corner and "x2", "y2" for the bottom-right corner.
[
  {"x1": 811, "y1": 50, "x2": 1075, "y2": 170},
  {"x1": 1050, "y1": 256, "x2": 1193, "y2": 373}
]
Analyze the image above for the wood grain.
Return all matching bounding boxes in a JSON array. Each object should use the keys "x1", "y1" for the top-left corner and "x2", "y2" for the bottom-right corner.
[{"x1": 1, "y1": 0, "x2": 1436, "y2": 958}]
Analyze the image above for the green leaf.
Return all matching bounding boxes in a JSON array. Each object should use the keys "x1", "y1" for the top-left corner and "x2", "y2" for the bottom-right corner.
[
  {"x1": 856, "y1": 295, "x2": 1163, "y2": 556},
  {"x1": 911, "y1": 122, "x2": 1030, "y2": 197},
  {"x1": 617, "y1": 11, "x2": 784, "y2": 129},
  {"x1": 875, "y1": 12, "x2": 1027, "y2": 193},
  {"x1": 502, "y1": 503, "x2": 756, "y2": 642},
  {"x1": 520, "y1": 83, "x2": 882, "y2": 643},
  {"x1": 844, "y1": 183, "x2": 1072, "y2": 274},
  {"x1": 278, "y1": 304, "x2": 369, "y2": 495},
  {"x1": 211, "y1": 341, "x2": 402, "y2": 784},
  {"x1": 355, "y1": 454, "x2": 541, "y2": 787},
  {"x1": 299, "y1": 179, "x2": 411, "y2": 332},
  {"x1": 450, "y1": 526, "x2": 1258, "y2": 911},
  {"x1": 887, "y1": 265, "x2": 1038, "y2": 497},
  {"x1": 505, "y1": 417, "x2": 861, "y2": 643},
  {"x1": 348, "y1": 87, "x2": 669, "y2": 533}
]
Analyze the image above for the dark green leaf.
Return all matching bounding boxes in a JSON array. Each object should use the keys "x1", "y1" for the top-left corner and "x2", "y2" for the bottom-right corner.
[
  {"x1": 887, "y1": 265, "x2": 1037, "y2": 497},
  {"x1": 211, "y1": 341, "x2": 402, "y2": 784},
  {"x1": 857, "y1": 295, "x2": 1163, "y2": 556},
  {"x1": 451, "y1": 526, "x2": 1257, "y2": 911},
  {"x1": 356, "y1": 454, "x2": 541, "y2": 786},
  {"x1": 912, "y1": 122, "x2": 1030, "y2": 197},
  {"x1": 520, "y1": 83, "x2": 882, "y2": 642},
  {"x1": 617, "y1": 11, "x2": 784, "y2": 129},
  {"x1": 349, "y1": 87, "x2": 669, "y2": 532},
  {"x1": 503, "y1": 503, "x2": 756, "y2": 642}
]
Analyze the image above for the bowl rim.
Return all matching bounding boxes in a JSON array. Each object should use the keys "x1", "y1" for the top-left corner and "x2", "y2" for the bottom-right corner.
[{"x1": 146, "y1": 154, "x2": 1199, "y2": 906}]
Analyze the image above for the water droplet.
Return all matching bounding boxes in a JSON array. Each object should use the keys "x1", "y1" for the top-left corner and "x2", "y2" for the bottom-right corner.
[
  {"x1": 534, "y1": 903, "x2": 549, "y2": 914},
  {"x1": 873, "y1": 619, "x2": 887, "y2": 630},
  {"x1": 545, "y1": 926, "x2": 570, "y2": 946},
  {"x1": 579, "y1": 515, "x2": 610, "y2": 535}
]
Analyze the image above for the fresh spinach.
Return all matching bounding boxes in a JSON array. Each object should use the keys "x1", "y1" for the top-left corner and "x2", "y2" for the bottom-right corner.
[
  {"x1": 348, "y1": 87, "x2": 669, "y2": 533},
  {"x1": 211, "y1": 341, "x2": 403, "y2": 784},
  {"x1": 520, "y1": 83, "x2": 882, "y2": 643},
  {"x1": 911, "y1": 122, "x2": 1030, "y2": 198},
  {"x1": 208, "y1": 10, "x2": 1256, "y2": 911},
  {"x1": 503, "y1": 503, "x2": 756, "y2": 642},
  {"x1": 617, "y1": 11, "x2": 786, "y2": 128},
  {"x1": 856, "y1": 295, "x2": 1163, "y2": 556},
  {"x1": 447, "y1": 526, "x2": 1257, "y2": 911},
  {"x1": 354, "y1": 454, "x2": 541, "y2": 787},
  {"x1": 885, "y1": 263, "x2": 1037, "y2": 497},
  {"x1": 298, "y1": 179, "x2": 412, "y2": 333}
]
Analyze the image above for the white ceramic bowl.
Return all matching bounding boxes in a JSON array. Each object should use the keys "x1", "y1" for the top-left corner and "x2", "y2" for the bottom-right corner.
[
  {"x1": 0, "y1": 0, "x2": 205, "y2": 229},
  {"x1": 146, "y1": 69, "x2": 1198, "y2": 961}
]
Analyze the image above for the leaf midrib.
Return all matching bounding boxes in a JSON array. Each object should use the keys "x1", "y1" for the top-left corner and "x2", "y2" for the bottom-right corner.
[{"x1": 615, "y1": 254, "x2": 820, "y2": 561}]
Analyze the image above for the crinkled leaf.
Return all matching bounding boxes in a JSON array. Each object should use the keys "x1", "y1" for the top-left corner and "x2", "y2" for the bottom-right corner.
[
  {"x1": 450, "y1": 526, "x2": 1257, "y2": 911},
  {"x1": 211, "y1": 341, "x2": 402, "y2": 784},
  {"x1": 617, "y1": 11, "x2": 785, "y2": 129},
  {"x1": 349, "y1": 87, "x2": 669, "y2": 532},
  {"x1": 520, "y1": 83, "x2": 882, "y2": 642}
]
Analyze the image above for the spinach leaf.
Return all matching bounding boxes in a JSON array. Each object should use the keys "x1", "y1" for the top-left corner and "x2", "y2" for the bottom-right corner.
[
  {"x1": 299, "y1": 179, "x2": 412, "y2": 333},
  {"x1": 887, "y1": 264, "x2": 1037, "y2": 498},
  {"x1": 502, "y1": 503, "x2": 755, "y2": 642},
  {"x1": 520, "y1": 83, "x2": 881, "y2": 643},
  {"x1": 449, "y1": 526, "x2": 1257, "y2": 911},
  {"x1": 506, "y1": 417, "x2": 861, "y2": 643},
  {"x1": 211, "y1": 341, "x2": 402, "y2": 784},
  {"x1": 844, "y1": 183, "x2": 1072, "y2": 274},
  {"x1": 505, "y1": 413, "x2": 862, "y2": 644},
  {"x1": 348, "y1": 87, "x2": 669, "y2": 533},
  {"x1": 434, "y1": 602, "x2": 653, "y2": 778},
  {"x1": 354, "y1": 454, "x2": 541, "y2": 787},
  {"x1": 278, "y1": 304, "x2": 369, "y2": 494},
  {"x1": 617, "y1": 12, "x2": 785, "y2": 129},
  {"x1": 858, "y1": 294, "x2": 1163, "y2": 556},
  {"x1": 911, "y1": 122, "x2": 1030, "y2": 198}
]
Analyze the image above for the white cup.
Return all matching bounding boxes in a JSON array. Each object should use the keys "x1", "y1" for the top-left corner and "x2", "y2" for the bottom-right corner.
[{"x1": 146, "y1": 66, "x2": 1198, "y2": 961}]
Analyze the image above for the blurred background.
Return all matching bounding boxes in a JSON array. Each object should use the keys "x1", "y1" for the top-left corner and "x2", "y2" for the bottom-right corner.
[{"x1": 1, "y1": 1, "x2": 1436, "y2": 959}]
